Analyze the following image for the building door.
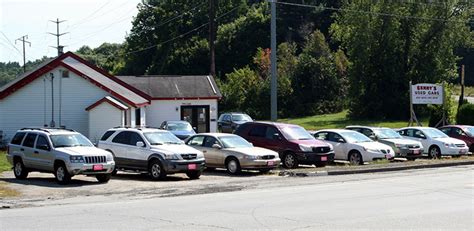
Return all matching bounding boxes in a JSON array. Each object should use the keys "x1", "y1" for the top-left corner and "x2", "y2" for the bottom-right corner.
[{"x1": 181, "y1": 105, "x2": 210, "y2": 133}]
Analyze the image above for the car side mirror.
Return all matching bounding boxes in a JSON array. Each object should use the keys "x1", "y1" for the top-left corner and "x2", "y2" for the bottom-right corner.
[
  {"x1": 136, "y1": 141, "x2": 145, "y2": 147},
  {"x1": 212, "y1": 144, "x2": 222, "y2": 149},
  {"x1": 38, "y1": 144, "x2": 50, "y2": 151},
  {"x1": 369, "y1": 135, "x2": 376, "y2": 140},
  {"x1": 272, "y1": 133, "x2": 281, "y2": 140},
  {"x1": 337, "y1": 138, "x2": 345, "y2": 143}
]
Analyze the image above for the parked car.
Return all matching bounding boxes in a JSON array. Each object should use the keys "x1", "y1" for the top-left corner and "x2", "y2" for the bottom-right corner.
[
  {"x1": 345, "y1": 126, "x2": 423, "y2": 160},
  {"x1": 160, "y1": 120, "x2": 196, "y2": 140},
  {"x1": 439, "y1": 125, "x2": 474, "y2": 152},
  {"x1": 6, "y1": 128, "x2": 115, "y2": 184},
  {"x1": 313, "y1": 129, "x2": 395, "y2": 165},
  {"x1": 185, "y1": 133, "x2": 280, "y2": 174},
  {"x1": 397, "y1": 127, "x2": 469, "y2": 158},
  {"x1": 217, "y1": 112, "x2": 253, "y2": 133},
  {"x1": 98, "y1": 127, "x2": 205, "y2": 180},
  {"x1": 234, "y1": 122, "x2": 334, "y2": 168}
]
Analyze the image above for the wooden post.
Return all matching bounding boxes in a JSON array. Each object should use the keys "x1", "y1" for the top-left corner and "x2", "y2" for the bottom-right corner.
[{"x1": 458, "y1": 65, "x2": 465, "y2": 111}]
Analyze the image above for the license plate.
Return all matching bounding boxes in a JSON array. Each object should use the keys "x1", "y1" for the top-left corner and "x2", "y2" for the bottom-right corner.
[
  {"x1": 93, "y1": 164, "x2": 103, "y2": 171},
  {"x1": 188, "y1": 164, "x2": 197, "y2": 170},
  {"x1": 460, "y1": 149, "x2": 467, "y2": 154},
  {"x1": 413, "y1": 150, "x2": 420, "y2": 154},
  {"x1": 267, "y1": 161, "x2": 274, "y2": 166},
  {"x1": 321, "y1": 156, "x2": 327, "y2": 161}
]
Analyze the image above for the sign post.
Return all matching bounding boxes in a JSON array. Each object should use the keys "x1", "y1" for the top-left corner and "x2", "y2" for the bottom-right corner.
[{"x1": 408, "y1": 83, "x2": 445, "y2": 127}]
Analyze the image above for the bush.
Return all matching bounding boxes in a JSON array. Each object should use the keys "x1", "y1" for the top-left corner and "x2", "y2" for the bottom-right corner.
[{"x1": 456, "y1": 103, "x2": 474, "y2": 125}]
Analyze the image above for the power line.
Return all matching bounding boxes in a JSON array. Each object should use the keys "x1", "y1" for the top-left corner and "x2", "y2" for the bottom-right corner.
[
  {"x1": 49, "y1": 19, "x2": 69, "y2": 56},
  {"x1": 15, "y1": 35, "x2": 31, "y2": 72},
  {"x1": 277, "y1": 1, "x2": 471, "y2": 24},
  {"x1": 153, "y1": 2, "x2": 207, "y2": 28}
]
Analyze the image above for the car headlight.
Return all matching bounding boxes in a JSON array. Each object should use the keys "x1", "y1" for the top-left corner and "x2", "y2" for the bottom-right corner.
[
  {"x1": 70, "y1": 156, "x2": 84, "y2": 163},
  {"x1": 244, "y1": 155, "x2": 261, "y2": 160},
  {"x1": 106, "y1": 154, "x2": 113, "y2": 162},
  {"x1": 299, "y1": 144, "x2": 313, "y2": 152},
  {"x1": 395, "y1": 143, "x2": 406, "y2": 148},
  {"x1": 196, "y1": 152, "x2": 204, "y2": 159},
  {"x1": 444, "y1": 143, "x2": 456, "y2": 148},
  {"x1": 164, "y1": 154, "x2": 180, "y2": 160},
  {"x1": 363, "y1": 147, "x2": 379, "y2": 152}
]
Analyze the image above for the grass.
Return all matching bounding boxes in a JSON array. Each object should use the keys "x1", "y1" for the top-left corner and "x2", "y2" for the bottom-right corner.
[
  {"x1": 453, "y1": 84, "x2": 474, "y2": 97},
  {"x1": 280, "y1": 110, "x2": 429, "y2": 131},
  {"x1": 0, "y1": 151, "x2": 11, "y2": 172},
  {"x1": 0, "y1": 151, "x2": 18, "y2": 197}
]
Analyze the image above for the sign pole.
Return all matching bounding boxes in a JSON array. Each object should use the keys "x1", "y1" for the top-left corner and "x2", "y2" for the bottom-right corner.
[{"x1": 408, "y1": 81, "x2": 413, "y2": 126}]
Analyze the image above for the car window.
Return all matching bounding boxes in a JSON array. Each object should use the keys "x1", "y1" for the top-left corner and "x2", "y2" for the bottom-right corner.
[
  {"x1": 23, "y1": 133, "x2": 37, "y2": 148},
  {"x1": 400, "y1": 129, "x2": 414, "y2": 137},
  {"x1": 35, "y1": 135, "x2": 50, "y2": 150},
  {"x1": 11, "y1": 132, "x2": 26, "y2": 145},
  {"x1": 439, "y1": 127, "x2": 450, "y2": 135},
  {"x1": 203, "y1": 136, "x2": 219, "y2": 148},
  {"x1": 224, "y1": 115, "x2": 231, "y2": 122},
  {"x1": 112, "y1": 131, "x2": 132, "y2": 145},
  {"x1": 328, "y1": 132, "x2": 344, "y2": 142},
  {"x1": 452, "y1": 128, "x2": 464, "y2": 136},
  {"x1": 129, "y1": 132, "x2": 145, "y2": 146},
  {"x1": 249, "y1": 125, "x2": 266, "y2": 137},
  {"x1": 188, "y1": 136, "x2": 205, "y2": 146},
  {"x1": 265, "y1": 127, "x2": 279, "y2": 140},
  {"x1": 314, "y1": 132, "x2": 328, "y2": 140},
  {"x1": 414, "y1": 130, "x2": 426, "y2": 139},
  {"x1": 362, "y1": 128, "x2": 374, "y2": 137},
  {"x1": 100, "y1": 131, "x2": 115, "y2": 141}
]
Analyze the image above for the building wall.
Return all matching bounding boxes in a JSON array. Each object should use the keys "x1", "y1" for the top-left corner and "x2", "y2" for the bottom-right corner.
[
  {"x1": 146, "y1": 99, "x2": 218, "y2": 132},
  {"x1": 0, "y1": 67, "x2": 109, "y2": 140},
  {"x1": 88, "y1": 103, "x2": 124, "y2": 143}
]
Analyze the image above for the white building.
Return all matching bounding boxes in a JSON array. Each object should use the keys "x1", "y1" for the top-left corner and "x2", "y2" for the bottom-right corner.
[{"x1": 0, "y1": 52, "x2": 222, "y2": 143}]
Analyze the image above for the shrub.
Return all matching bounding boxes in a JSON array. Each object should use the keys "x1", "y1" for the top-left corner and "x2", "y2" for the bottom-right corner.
[{"x1": 456, "y1": 103, "x2": 474, "y2": 125}]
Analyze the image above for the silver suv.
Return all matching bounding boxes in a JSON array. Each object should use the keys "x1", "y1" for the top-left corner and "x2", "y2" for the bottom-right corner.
[
  {"x1": 7, "y1": 128, "x2": 115, "y2": 184},
  {"x1": 97, "y1": 127, "x2": 205, "y2": 180}
]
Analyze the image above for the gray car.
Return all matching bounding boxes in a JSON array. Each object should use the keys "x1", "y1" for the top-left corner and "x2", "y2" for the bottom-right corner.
[
  {"x1": 345, "y1": 126, "x2": 423, "y2": 160},
  {"x1": 217, "y1": 113, "x2": 253, "y2": 133}
]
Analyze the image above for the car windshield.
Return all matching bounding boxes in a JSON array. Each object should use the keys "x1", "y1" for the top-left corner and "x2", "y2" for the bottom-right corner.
[
  {"x1": 143, "y1": 131, "x2": 183, "y2": 145},
  {"x1": 281, "y1": 126, "x2": 314, "y2": 140},
  {"x1": 423, "y1": 128, "x2": 449, "y2": 138},
  {"x1": 464, "y1": 127, "x2": 474, "y2": 136},
  {"x1": 219, "y1": 135, "x2": 253, "y2": 148},
  {"x1": 50, "y1": 134, "x2": 94, "y2": 148},
  {"x1": 167, "y1": 122, "x2": 193, "y2": 131},
  {"x1": 340, "y1": 131, "x2": 373, "y2": 143},
  {"x1": 231, "y1": 114, "x2": 252, "y2": 122},
  {"x1": 374, "y1": 128, "x2": 402, "y2": 139}
]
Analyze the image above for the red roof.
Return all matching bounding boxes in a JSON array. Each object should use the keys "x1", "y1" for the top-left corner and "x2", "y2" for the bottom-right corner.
[{"x1": 86, "y1": 96, "x2": 128, "y2": 111}]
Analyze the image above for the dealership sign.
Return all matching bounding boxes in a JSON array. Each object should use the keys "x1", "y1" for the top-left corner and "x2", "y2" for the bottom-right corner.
[{"x1": 411, "y1": 83, "x2": 443, "y2": 105}]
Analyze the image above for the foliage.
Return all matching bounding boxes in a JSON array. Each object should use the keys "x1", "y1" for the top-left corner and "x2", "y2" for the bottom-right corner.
[
  {"x1": 427, "y1": 83, "x2": 455, "y2": 127},
  {"x1": 456, "y1": 103, "x2": 474, "y2": 125},
  {"x1": 76, "y1": 43, "x2": 124, "y2": 74},
  {"x1": 331, "y1": 0, "x2": 472, "y2": 120},
  {"x1": 0, "y1": 56, "x2": 51, "y2": 88}
]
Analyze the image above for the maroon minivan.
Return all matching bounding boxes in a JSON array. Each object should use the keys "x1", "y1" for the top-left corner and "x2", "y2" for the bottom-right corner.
[
  {"x1": 439, "y1": 125, "x2": 474, "y2": 152},
  {"x1": 234, "y1": 122, "x2": 334, "y2": 168}
]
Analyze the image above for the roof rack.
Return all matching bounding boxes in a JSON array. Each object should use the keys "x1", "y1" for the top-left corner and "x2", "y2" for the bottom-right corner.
[
  {"x1": 112, "y1": 126, "x2": 162, "y2": 130},
  {"x1": 20, "y1": 127, "x2": 76, "y2": 133}
]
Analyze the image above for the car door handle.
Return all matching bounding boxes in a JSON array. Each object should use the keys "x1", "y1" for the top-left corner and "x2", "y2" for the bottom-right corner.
[
  {"x1": 34, "y1": 151, "x2": 39, "y2": 154},
  {"x1": 20, "y1": 148, "x2": 24, "y2": 151}
]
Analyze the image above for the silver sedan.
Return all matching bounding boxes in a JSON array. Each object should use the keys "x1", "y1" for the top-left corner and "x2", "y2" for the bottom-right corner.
[{"x1": 185, "y1": 133, "x2": 281, "y2": 174}]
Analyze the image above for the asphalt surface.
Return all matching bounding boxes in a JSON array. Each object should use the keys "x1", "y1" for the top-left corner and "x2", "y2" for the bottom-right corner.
[{"x1": 1, "y1": 165, "x2": 472, "y2": 230}]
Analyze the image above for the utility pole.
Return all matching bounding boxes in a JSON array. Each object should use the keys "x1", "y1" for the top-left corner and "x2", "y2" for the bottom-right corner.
[
  {"x1": 49, "y1": 18, "x2": 68, "y2": 56},
  {"x1": 270, "y1": 0, "x2": 277, "y2": 121},
  {"x1": 209, "y1": 0, "x2": 217, "y2": 77},
  {"x1": 458, "y1": 65, "x2": 465, "y2": 111},
  {"x1": 15, "y1": 35, "x2": 31, "y2": 73}
]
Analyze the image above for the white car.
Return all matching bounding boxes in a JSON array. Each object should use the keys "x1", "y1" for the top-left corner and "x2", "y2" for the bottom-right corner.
[
  {"x1": 313, "y1": 129, "x2": 395, "y2": 165},
  {"x1": 397, "y1": 127, "x2": 469, "y2": 158}
]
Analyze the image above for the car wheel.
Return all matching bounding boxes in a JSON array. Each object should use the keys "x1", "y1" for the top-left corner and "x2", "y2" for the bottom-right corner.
[
  {"x1": 429, "y1": 146, "x2": 441, "y2": 159},
  {"x1": 13, "y1": 158, "x2": 28, "y2": 179},
  {"x1": 282, "y1": 153, "x2": 298, "y2": 169},
  {"x1": 55, "y1": 163, "x2": 71, "y2": 185},
  {"x1": 349, "y1": 151, "x2": 363, "y2": 165},
  {"x1": 186, "y1": 170, "x2": 202, "y2": 179},
  {"x1": 96, "y1": 174, "x2": 111, "y2": 183},
  {"x1": 226, "y1": 158, "x2": 241, "y2": 174},
  {"x1": 111, "y1": 167, "x2": 118, "y2": 176},
  {"x1": 149, "y1": 159, "x2": 166, "y2": 180}
]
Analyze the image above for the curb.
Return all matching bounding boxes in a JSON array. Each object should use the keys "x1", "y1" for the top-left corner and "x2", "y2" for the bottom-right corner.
[{"x1": 278, "y1": 161, "x2": 474, "y2": 177}]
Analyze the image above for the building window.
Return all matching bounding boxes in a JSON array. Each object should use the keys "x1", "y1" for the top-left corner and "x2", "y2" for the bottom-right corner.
[
  {"x1": 135, "y1": 108, "x2": 141, "y2": 126},
  {"x1": 62, "y1": 70, "x2": 69, "y2": 78}
]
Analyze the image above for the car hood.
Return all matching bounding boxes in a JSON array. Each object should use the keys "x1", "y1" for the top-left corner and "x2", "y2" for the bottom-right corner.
[
  {"x1": 150, "y1": 144, "x2": 201, "y2": 154},
  {"x1": 434, "y1": 137, "x2": 466, "y2": 145},
  {"x1": 226, "y1": 147, "x2": 278, "y2": 156},
  {"x1": 234, "y1": 120, "x2": 250, "y2": 125},
  {"x1": 357, "y1": 142, "x2": 392, "y2": 150},
  {"x1": 169, "y1": 130, "x2": 196, "y2": 136},
  {"x1": 291, "y1": 139, "x2": 330, "y2": 147},
  {"x1": 381, "y1": 138, "x2": 421, "y2": 146},
  {"x1": 56, "y1": 146, "x2": 111, "y2": 156}
]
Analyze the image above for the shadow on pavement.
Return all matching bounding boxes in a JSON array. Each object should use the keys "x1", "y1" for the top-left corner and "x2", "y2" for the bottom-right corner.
[{"x1": 0, "y1": 176, "x2": 102, "y2": 188}]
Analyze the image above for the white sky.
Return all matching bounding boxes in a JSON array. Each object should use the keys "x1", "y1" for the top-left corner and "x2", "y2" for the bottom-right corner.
[{"x1": 0, "y1": 0, "x2": 141, "y2": 63}]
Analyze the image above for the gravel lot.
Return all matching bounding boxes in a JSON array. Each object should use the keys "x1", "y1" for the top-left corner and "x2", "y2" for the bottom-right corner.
[{"x1": 1, "y1": 155, "x2": 473, "y2": 209}]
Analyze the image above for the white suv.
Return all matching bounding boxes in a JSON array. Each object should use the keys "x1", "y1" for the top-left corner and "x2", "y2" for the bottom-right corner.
[
  {"x1": 7, "y1": 128, "x2": 115, "y2": 184},
  {"x1": 98, "y1": 127, "x2": 205, "y2": 180}
]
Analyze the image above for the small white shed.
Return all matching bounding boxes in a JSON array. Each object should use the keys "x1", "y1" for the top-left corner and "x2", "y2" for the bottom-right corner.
[{"x1": 86, "y1": 96, "x2": 128, "y2": 143}]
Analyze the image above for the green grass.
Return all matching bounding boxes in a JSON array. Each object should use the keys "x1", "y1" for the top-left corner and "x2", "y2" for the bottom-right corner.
[
  {"x1": 453, "y1": 85, "x2": 474, "y2": 97},
  {"x1": 280, "y1": 110, "x2": 429, "y2": 131},
  {"x1": 0, "y1": 151, "x2": 12, "y2": 172}
]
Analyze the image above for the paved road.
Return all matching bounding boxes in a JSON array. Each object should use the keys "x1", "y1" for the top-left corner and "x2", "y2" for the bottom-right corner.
[{"x1": 1, "y1": 166, "x2": 473, "y2": 230}]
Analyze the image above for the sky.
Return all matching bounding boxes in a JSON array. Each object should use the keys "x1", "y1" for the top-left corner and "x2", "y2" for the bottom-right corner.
[{"x1": 0, "y1": 0, "x2": 142, "y2": 64}]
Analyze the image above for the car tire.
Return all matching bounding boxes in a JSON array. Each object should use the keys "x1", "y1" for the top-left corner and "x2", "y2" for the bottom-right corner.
[
  {"x1": 226, "y1": 158, "x2": 241, "y2": 174},
  {"x1": 13, "y1": 158, "x2": 28, "y2": 179},
  {"x1": 55, "y1": 162, "x2": 71, "y2": 185},
  {"x1": 96, "y1": 174, "x2": 111, "y2": 183},
  {"x1": 111, "y1": 167, "x2": 118, "y2": 176},
  {"x1": 149, "y1": 159, "x2": 166, "y2": 180},
  {"x1": 429, "y1": 146, "x2": 441, "y2": 159},
  {"x1": 348, "y1": 151, "x2": 363, "y2": 165},
  {"x1": 282, "y1": 153, "x2": 298, "y2": 169},
  {"x1": 186, "y1": 170, "x2": 202, "y2": 179}
]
